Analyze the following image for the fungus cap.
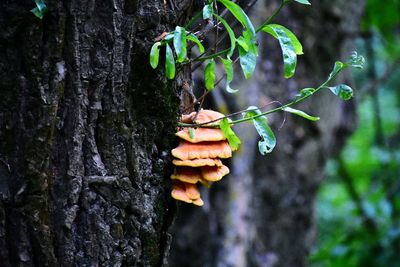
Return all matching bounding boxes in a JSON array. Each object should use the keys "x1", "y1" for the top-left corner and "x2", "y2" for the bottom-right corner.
[
  {"x1": 171, "y1": 184, "x2": 192, "y2": 203},
  {"x1": 172, "y1": 158, "x2": 223, "y2": 167},
  {"x1": 192, "y1": 198, "x2": 204, "y2": 206},
  {"x1": 176, "y1": 128, "x2": 226, "y2": 143},
  {"x1": 171, "y1": 181, "x2": 204, "y2": 206},
  {"x1": 201, "y1": 165, "x2": 230, "y2": 182},
  {"x1": 185, "y1": 183, "x2": 201, "y2": 199},
  {"x1": 171, "y1": 141, "x2": 232, "y2": 160},
  {"x1": 170, "y1": 167, "x2": 202, "y2": 184},
  {"x1": 181, "y1": 109, "x2": 225, "y2": 125},
  {"x1": 181, "y1": 113, "x2": 195, "y2": 123}
]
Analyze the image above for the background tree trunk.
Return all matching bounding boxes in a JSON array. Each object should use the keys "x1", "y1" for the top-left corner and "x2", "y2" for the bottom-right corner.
[
  {"x1": 0, "y1": 0, "x2": 194, "y2": 266},
  {"x1": 169, "y1": 0, "x2": 364, "y2": 266}
]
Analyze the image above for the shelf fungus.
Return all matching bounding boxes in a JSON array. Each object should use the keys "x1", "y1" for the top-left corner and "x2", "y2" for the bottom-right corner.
[{"x1": 170, "y1": 109, "x2": 236, "y2": 206}]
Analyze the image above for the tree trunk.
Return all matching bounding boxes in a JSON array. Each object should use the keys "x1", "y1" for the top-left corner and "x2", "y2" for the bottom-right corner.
[
  {"x1": 169, "y1": 0, "x2": 364, "y2": 266},
  {"x1": 0, "y1": 0, "x2": 193, "y2": 266}
]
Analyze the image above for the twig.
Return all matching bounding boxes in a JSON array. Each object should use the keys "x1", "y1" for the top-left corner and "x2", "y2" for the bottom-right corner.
[{"x1": 256, "y1": 0, "x2": 288, "y2": 32}]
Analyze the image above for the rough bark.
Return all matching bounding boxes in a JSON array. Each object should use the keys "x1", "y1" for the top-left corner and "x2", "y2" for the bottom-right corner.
[
  {"x1": 0, "y1": 0, "x2": 193, "y2": 266},
  {"x1": 169, "y1": 0, "x2": 364, "y2": 266}
]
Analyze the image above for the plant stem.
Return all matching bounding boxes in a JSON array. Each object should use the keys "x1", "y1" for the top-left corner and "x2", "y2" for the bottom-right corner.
[
  {"x1": 228, "y1": 69, "x2": 340, "y2": 125},
  {"x1": 186, "y1": 48, "x2": 230, "y2": 63},
  {"x1": 177, "y1": 64, "x2": 347, "y2": 128},
  {"x1": 185, "y1": 10, "x2": 203, "y2": 29},
  {"x1": 256, "y1": 0, "x2": 289, "y2": 33},
  {"x1": 228, "y1": 90, "x2": 315, "y2": 125}
]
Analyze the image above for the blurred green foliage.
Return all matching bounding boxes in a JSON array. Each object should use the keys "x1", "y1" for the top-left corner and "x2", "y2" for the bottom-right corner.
[{"x1": 310, "y1": 0, "x2": 400, "y2": 266}]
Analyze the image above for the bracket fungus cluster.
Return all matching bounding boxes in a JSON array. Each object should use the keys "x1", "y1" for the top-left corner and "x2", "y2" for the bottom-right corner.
[{"x1": 170, "y1": 109, "x2": 236, "y2": 206}]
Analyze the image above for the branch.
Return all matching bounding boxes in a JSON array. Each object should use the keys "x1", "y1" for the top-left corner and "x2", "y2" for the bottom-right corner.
[
  {"x1": 178, "y1": 61, "x2": 346, "y2": 128},
  {"x1": 337, "y1": 156, "x2": 378, "y2": 232}
]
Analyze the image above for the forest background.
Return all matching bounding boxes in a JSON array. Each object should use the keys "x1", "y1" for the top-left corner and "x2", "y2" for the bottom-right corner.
[{"x1": 0, "y1": 0, "x2": 399, "y2": 267}]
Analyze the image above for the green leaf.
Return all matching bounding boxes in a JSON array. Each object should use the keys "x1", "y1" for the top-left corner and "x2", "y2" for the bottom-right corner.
[
  {"x1": 326, "y1": 54, "x2": 364, "y2": 83},
  {"x1": 262, "y1": 24, "x2": 299, "y2": 78},
  {"x1": 219, "y1": 57, "x2": 237, "y2": 93},
  {"x1": 219, "y1": 118, "x2": 241, "y2": 151},
  {"x1": 238, "y1": 27, "x2": 259, "y2": 78},
  {"x1": 219, "y1": 57, "x2": 233, "y2": 82},
  {"x1": 282, "y1": 107, "x2": 320, "y2": 121},
  {"x1": 204, "y1": 59, "x2": 216, "y2": 91},
  {"x1": 218, "y1": 0, "x2": 256, "y2": 36},
  {"x1": 188, "y1": 128, "x2": 195, "y2": 139},
  {"x1": 214, "y1": 14, "x2": 236, "y2": 58},
  {"x1": 243, "y1": 106, "x2": 276, "y2": 155},
  {"x1": 294, "y1": 0, "x2": 311, "y2": 5},
  {"x1": 150, "y1": 42, "x2": 162, "y2": 69},
  {"x1": 239, "y1": 45, "x2": 257, "y2": 79},
  {"x1": 348, "y1": 51, "x2": 365, "y2": 69},
  {"x1": 173, "y1": 26, "x2": 187, "y2": 63},
  {"x1": 31, "y1": 0, "x2": 48, "y2": 19},
  {"x1": 31, "y1": 7, "x2": 44, "y2": 19},
  {"x1": 203, "y1": 4, "x2": 213, "y2": 19},
  {"x1": 241, "y1": 26, "x2": 258, "y2": 57},
  {"x1": 186, "y1": 33, "x2": 205, "y2": 53},
  {"x1": 328, "y1": 84, "x2": 354, "y2": 100},
  {"x1": 236, "y1": 36, "x2": 249, "y2": 52},
  {"x1": 328, "y1": 61, "x2": 345, "y2": 80},
  {"x1": 165, "y1": 44, "x2": 176, "y2": 79},
  {"x1": 163, "y1": 33, "x2": 174, "y2": 42},
  {"x1": 296, "y1": 87, "x2": 316, "y2": 98},
  {"x1": 263, "y1": 24, "x2": 303, "y2": 55}
]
